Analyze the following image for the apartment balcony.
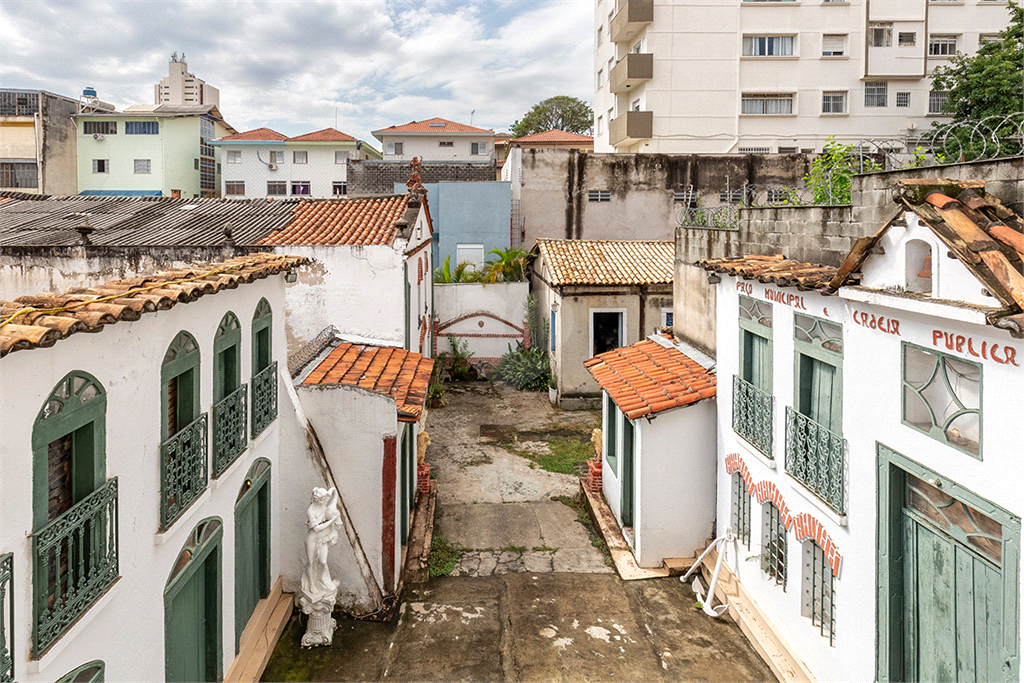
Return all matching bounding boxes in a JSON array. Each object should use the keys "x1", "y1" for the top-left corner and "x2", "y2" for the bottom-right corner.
[
  {"x1": 212, "y1": 384, "x2": 248, "y2": 478},
  {"x1": 611, "y1": 0, "x2": 654, "y2": 43},
  {"x1": 609, "y1": 53, "x2": 654, "y2": 94},
  {"x1": 785, "y1": 407, "x2": 846, "y2": 514},
  {"x1": 608, "y1": 110, "x2": 653, "y2": 148},
  {"x1": 160, "y1": 413, "x2": 209, "y2": 529},
  {"x1": 733, "y1": 375, "x2": 773, "y2": 456},
  {"x1": 33, "y1": 477, "x2": 119, "y2": 656}
]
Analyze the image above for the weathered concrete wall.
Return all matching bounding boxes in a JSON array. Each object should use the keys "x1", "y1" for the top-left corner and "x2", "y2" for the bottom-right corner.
[
  {"x1": 40, "y1": 93, "x2": 79, "y2": 196},
  {"x1": 516, "y1": 148, "x2": 814, "y2": 249},
  {"x1": 348, "y1": 159, "x2": 496, "y2": 195},
  {"x1": 434, "y1": 282, "x2": 528, "y2": 363}
]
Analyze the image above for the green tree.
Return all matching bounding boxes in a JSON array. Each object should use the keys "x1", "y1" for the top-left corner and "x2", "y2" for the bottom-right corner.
[
  {"x1": 930, "y1": 1, "x2": 1023, "y2": 122},
  {"x1": 480, "y1": 248, "x2": 532, "y2": 283},
  {"x1": 804, "y1": 137, "x2": 880, "y2": 205},
  {"x1": 511, "y1": 96, "x2": 594, "y2": 138}
]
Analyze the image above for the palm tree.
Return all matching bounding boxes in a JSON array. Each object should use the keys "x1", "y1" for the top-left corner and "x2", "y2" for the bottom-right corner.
[
  {"x1": 480, "y1": 248, "x2": 532, "y2": 283},
  {"x1": 433, "y1": 255, "x2": 481, "y2": 283}
]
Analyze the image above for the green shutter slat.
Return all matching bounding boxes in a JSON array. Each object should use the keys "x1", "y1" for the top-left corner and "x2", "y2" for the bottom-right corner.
[
  {"x1": 955, "y1": 546, "x2": 977, "y2": 681},
  {"x1": 915, "y1": 525, "x2": 957, "y2": 682}
]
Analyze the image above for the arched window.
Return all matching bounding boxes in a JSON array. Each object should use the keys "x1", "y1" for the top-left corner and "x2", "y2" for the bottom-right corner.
[
  {"x1": 160, "y1": 331, "x2": 207, "y2": 529},
  {"x1": 802, "y1": 539, "x2": 836, "y2": 645},
  {"x1": 905, "y1": 239, "x2": 932, "y2": 294},
  {"x1": 251, "y1": 300, "x2": 277, "y2": 439},
  {"x1": 762, "y1": 502, "x2": 788, "y2": 588},
  {"x1": 55, "y1": 660, "x2": 105, "y2": 682},
  {"x1": 213, "y1": 313, "x2": 247, "y2": 477},
  {"x1": 164, "y1": 517, "x2": 223, "y2": 683}
]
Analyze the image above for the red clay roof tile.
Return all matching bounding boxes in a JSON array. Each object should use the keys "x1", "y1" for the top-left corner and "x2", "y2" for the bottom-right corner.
[
  {"x1": 218, "y1": 127, "x2": 288, "y2": 141},
  {"x1": 258, "y1": 195, "x2": 410, "y2": 246},
  {"x1": 536, "y1": 239, "x2": 674, "y2": 286},
  {"x1": 373, "y1": 117, "x2": 493, "y2": 135},
  {"x1": 288, "y1": 127, "x2": 357, "y2": 142}
]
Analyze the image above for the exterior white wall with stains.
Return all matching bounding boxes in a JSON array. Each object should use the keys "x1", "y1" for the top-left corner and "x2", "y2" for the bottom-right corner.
[
  {"x1": 434, "y1": 282, "x2": 528, "y2": 361},
  {"x1": 0, "y1": 276, "x2": 288, "y2": 683}
]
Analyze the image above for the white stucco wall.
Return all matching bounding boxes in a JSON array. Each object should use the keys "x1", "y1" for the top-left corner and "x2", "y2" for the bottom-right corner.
[
  {"x1": 377, "y1": 134, "x2": 494, "y2": 162},
  {"x1": 219, "y1": 144, "x2": 356, "y2": 199},
  {"x1": 434, "y1": 282, "x2": 528, "y2": 360},
  {"x1": 0, "y1": 276, "x2": 288, "y2": 682},
  {"x1": 712, "y1": 272, "x2": 1023, "y2": 681}
]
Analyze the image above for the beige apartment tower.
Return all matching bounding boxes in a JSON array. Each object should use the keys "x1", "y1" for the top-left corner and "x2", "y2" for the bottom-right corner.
[
  {"x1": 154, "y1": 54, "x2": 220, "y2": 107},
  {"x1": 594, "y1": 0, "x2": 1012, "y2": 154}
]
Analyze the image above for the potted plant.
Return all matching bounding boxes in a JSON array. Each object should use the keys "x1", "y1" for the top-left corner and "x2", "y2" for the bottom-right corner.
[{"x1": 428, "y1": 382, "x2": 446, "y2": 408}]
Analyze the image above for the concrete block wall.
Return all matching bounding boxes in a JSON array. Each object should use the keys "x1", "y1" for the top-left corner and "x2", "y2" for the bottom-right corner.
[{"x1": 347, "y1": 160, "x2": 497, "y2": 195}]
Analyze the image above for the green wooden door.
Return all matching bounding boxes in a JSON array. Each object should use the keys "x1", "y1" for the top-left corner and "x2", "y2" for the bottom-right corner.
[
  {"x1": 902, "y1": 504, "x2": 1004, "y2": 681},
  {"x1": 621, "y1": 418, "x2": 635, "y2": 527},
  {"x1": 235, "y1": 473, "x2": 270, "y2": 651},
  {"x1": 167, "y1": 563, "x2": 208, "y2": 683}
]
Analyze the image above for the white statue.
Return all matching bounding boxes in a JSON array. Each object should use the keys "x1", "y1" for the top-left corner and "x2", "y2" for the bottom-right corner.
[{"x1": 298, "y1": 487, "x2": 342, "y2": 647}]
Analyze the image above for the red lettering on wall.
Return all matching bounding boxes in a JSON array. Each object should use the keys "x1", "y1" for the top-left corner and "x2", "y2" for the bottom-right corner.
[
  {"x1": 1005, "y1": 346, "x2": 1019, "y2": 367},
  {"x1": 991, "y1": 344, "x2": 1003, "y2": 364},
  {"x1": 737, "y1": 281, "x2": 753, "y2": 294},
  {"x1": 933, "y1": 330, "x2": 944, "y2": 346},
  {"x1": 967, "y1": 338, "x2": 980, "y2": 358},
  {"x1": 956, "y1": 335, "x2": 965, "y2": 353},
  {"x1": 931, "y1": 330, "x2": 1019, "y2": 366},
  {"x1": 854, "y1": 309, "x2": 901, "y2": 336}
]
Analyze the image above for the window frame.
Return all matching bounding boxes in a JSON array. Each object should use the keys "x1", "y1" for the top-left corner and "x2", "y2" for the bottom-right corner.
[
  {"x1": 898, "y1": 31, "x2": 917, "y2": 47},
  {"x1": 793, "y1": 312, "x2": 843, "y2": 434},
  {"x1": 732, "y1": 472, "x2": 752, "y2": 548},
  {"x1": 83, "y1": 121, "x2": 117, "y2": 135},
  {"x1": 742, "y1": 35, "x2": 795, "y2": 56},
  {"x1": 266, "y1": 181, "x2": 286, "y2": 196},
  {"x1": 225, "y1": 181, "x2": 245, "y2": 196},
  {"x1": 588, "y1": 189, "x2": 611, "y2": 202},
  {"x1": 864, "y1": 81, "x2": 888, "y2": 108},
  {"x1": 762, "y1": 502, "x2": 788, "y2": 588},
  {"x1": 269, "y1": 151, "x2": 285, "y2": 165},
  {"x1": 741, "y1": 93, "x2": 795, "y2": 115},
  {"x1": 226, "y1": 150, "x2": 242, "y2": 164},
  {"x1": 290, "y1": 181, "x2": 311, "y2": 196},
  {"x1": 928, "y1": 90, "x2": 950, "y2": 114},
  {"x1": 332, "y1": 181, "x2": 347, "y2": 196},
  {"x1": 928, "y1": 34, "x2": 958, "y2": 56},
  {"x1": 802, "y1": 539, "x2": 836, "y2": 645},
  {"x1": 821, "y1": 34, "x2": 846, "y2": 56},
  {"x1": 125, "y1": 120, "x2": 158, "y2": 135},
  {"x1": 133, "y1": 158, "x2": 151, "y2": 174},
  {"x1": 604, "y1": 393, "x2": 618, "y2": 475},
  {"x1": 870, "y1": 23, "x2": 893, "y2": 47},
  {"x1": 334, "y1": 150, "x2": 349, "y2": 164},
  {"x1": 92, "y1": 159, "x2": 109, "y2": 174},
  {"x1": 589, "y1": 308, "x2": 625, "y2": 358},
  {"x1": 901, "y1": 341, "x2": 982, "y2": 459},
  {"x1": 896, "y1": 91, "x2": 911, "y2": 108},
  {"x1": 821, "y1": 91, "x2": 848, "y2": 114},
  {"x1": 161, "y1": 331, "x2": 202, "y2": 442},
  {"x1": 292, "y1": 150, "x2": 308, "y2": 164}
]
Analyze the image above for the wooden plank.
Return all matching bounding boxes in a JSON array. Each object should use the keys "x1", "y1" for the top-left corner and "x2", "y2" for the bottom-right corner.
[
  {"x1": 955, "y1": 546, "x2": 976, "y2": 682},
  {"x1": 916, "y1": 525, "x2": 956, "y2": 683},
  {"x1": 978, "y1": 559, "x2": 1003, "y2": 682},
  {"x1": 903, "y1": 514, "x2": 917, "y2": 681}
]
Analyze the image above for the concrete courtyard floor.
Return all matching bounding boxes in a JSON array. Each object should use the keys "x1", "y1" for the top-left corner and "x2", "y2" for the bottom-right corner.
[{"x1": 262, "y1": 381, "x2": 776, "y2": 682}]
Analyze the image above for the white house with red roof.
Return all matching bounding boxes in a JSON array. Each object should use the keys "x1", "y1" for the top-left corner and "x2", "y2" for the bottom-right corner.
[
  {"x1": 371, "y1": 117, "x2": 495, "y2": 162},
  {"x1": 210, "y1": 127, "x2": 381, "y2": 200}
]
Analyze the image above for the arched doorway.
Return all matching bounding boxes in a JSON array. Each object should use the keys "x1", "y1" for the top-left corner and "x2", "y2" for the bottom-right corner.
[
  {"x1": 164, "y1": 517, "x2": 222, "y2": 682},
  {"x1": 234, "y1": 459, "x2": 271, "y2": 651}
]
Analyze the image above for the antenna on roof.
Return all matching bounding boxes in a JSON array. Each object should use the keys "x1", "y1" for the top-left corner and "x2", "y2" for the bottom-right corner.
[
  {"x1": 470, "y1": 110, "x2": 475, "y2": 126},
  {"x1": 171, "y1": 51, "x2": 177, "y2": 62},
  {"x1": 180, "y1": 52, "x2": 186, "y2": 63}
]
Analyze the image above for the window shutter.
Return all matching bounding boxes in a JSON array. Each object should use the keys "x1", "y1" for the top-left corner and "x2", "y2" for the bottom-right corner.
[
  {"x1": 387, "y1": 142, "x2": 395, "y2": 154},
  {"x1": 822, "y1": 35, "x2": 845, "y2": 53},
  {"x1": 808, "y1": 358, "x2": 839, "y2": 432}
]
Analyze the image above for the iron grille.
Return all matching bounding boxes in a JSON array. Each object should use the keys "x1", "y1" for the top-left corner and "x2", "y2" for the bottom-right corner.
[
  {"x1": 288, "y1": 326, "x2": 337, "y2": 378},
  {"x1": 763, "y1": 501, "x2": 787, "y2": 588},
  {"x1": 251, "y1": 361, "x2": 278, "y2": 439},
  {"x1": 32, "y1": 478, "x2": 118, "y2": 657},
  {"x1": 160, "y1": 413, "x2": 209, "y2": 529},
  {"x1": 733, "y1": 375, "x2": 774, "y2": 456},
  {"x1": 806, "y1": 540, "x2": 836, "y2": 645},
  {"x1": 212, "y1": 384, "x2": 248, "y2": 477},
  {"x1": 785, "y1": 407, "x2": 846, "y2": 513},
  {"x1": 732, "y1": 473, "x2": 751, "y2": 548},
  {"x1": 0, "y1": 553, "x2": 12, "y2": 682}
]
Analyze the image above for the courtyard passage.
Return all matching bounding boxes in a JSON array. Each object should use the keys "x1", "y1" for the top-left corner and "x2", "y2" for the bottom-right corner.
[{"x1": 263, "y1": 382, "x2": 775, "y2": 682}]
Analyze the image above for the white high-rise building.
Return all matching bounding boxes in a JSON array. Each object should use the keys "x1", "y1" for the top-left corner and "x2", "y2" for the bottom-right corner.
[
  {"x1": 593, "y1": 0, "x2": 1011, "y2": 154},
  {"x1": 154, "y1": 53, "x2": 220, "y2": 107}
]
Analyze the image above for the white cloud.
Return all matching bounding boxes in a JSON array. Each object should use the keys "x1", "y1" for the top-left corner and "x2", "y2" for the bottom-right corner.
[{"x1": 0, "y1": 0, "x2": 592, "y2": 147}]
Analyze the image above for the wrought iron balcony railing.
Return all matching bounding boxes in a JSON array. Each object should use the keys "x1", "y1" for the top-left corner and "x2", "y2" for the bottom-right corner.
[
  {"x1": 160, "y1": 413, "x2": 209, "y2": 529},
  {"x1": 733, "y1": 375, "x2": 774, "y2": 456},
  {"x1": 251, "y1": 361, "x2": 278, "y2": 439},
  {"x1": 33, "y1": 477, "x2": 118, "y2": 657},
  {"x1": 213, "y1": 384, "x2": 248, "y2": 478},
  {"x1": 785, "y1": 407, "x2": 846, "y2": 514}
]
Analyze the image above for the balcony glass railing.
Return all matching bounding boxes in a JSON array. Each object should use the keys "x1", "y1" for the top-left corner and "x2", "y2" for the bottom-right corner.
[
  {"x1": 733, "y1": 375, "x2": 774, "y2": 456},
  {"x1": 213, "y1": 384, "x2": 248, "y2": 477},
  {"x1": 33, "y1": 478, "x2": 118, "y2": 656},
  {"x1": 160, "y1": 413, "x2": 209, "y2": 529},
  {"x1": 785, "y1": 407, "x2": 846, "y2": 513},
  {"x1": 251, "y1": 362, "x2": 278, "y2": 439}
]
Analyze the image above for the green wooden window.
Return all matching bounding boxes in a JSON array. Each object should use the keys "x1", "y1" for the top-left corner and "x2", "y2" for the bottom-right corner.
[
  {"x1": 902, "y1": 343, "x2": 982, "y2": 459},
  {"x1": 762, "y1": 502, "x2": 788, "y2": 589},
  {"x1": 621, "y1": 416, "x2": 636, "y2": 527},
  {"x1": 803, "y1": 540, "x2": 836, "y2": 646},
  {"x1": 251, "y1": 300, "x2": 278, "y2": 439},
  {"x1": 234, "y1": 460, "x2": 270, "y2": 652},
  {"x1": 55, "y1": 660, "x2": 104, "y2": 682},
  {"x1": 161, "y1": 332, "x2": 208, "y2": 530},
  {"x1": 1, "y1": 553, "x2": 12, "y2": 683},
  {"x1": 213, "y1": 313, "x2": 247, "y2": 477},
  {"x1": 604, "y1": 393, "x2": 618, "y2": 474},
  {"x1": 164, "y1": 517, "x2": 223, "y2": 683},
  {"x1": 732, "y1": 473, "x2": 751, "y2": 548},
  {"x1": 735, "y1": 297, "x2": 774, "y2": 455}
]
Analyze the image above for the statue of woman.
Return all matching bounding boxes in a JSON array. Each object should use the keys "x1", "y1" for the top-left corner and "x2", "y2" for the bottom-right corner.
[{"x1": 301, "y1": 486, "x2": 342, "y2": 601}]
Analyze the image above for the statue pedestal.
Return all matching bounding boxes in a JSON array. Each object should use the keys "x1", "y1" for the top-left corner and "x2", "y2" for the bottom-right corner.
[{"x1": 298, "y1": 588, "x2": 338, "y2": 647}]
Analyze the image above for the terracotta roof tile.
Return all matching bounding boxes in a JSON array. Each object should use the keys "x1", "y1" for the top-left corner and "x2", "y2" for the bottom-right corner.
[
  {"x1": 257, "y1": 195, "x2": 410, "y2": 246},
  {"x1": 288, "y1": 128, "x2": 357, "y2": 142},
  {"x1": 302, "y1": 342, "x2": 435, "y2": 421},
  {"x1": 373, "y1": 117, "x2": 493, "y2": 134},
  {"x1": 696, "y1": 254, "x2": 837, "y2": 290},
  {"x1": 584, "y1": 336, "x2": 716, "y2": 421},
  {"x1": 0, "y1": 253, "x2": 308, "y2": 358},
  {"x1": 218, "y1": 127, "x2": 288, "y2": 141},
  {"x1": 536, "y1": 239, "x2": 674, "y2": 286},
  {"x1": 512, "y1": 129, "x2": 594, "y2": 145}
]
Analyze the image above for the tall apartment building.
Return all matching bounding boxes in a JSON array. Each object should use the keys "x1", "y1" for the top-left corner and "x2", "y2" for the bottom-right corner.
[
  {"x1": 593, "y1": 0, "x2": 1011, "y2": 154},
  {"x1": 154, "y1": 53, "x2": 220, "y2": 107},
  {"x1": 0, "y1": 89, "x2": 80, "y2": 194}
]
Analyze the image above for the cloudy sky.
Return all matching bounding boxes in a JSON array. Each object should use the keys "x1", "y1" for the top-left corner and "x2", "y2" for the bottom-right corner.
[{"x1": 0, "y1": 0, "x2": 593, "y2": 146}]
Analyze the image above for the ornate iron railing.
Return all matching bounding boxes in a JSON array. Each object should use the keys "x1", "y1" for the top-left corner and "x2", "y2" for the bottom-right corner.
[
  {"x1": 733, "y1": 375, "x2": 774, "y2": 457},
  {"x1": 1, "y1": 552, "x2": 12, "y2": 682},
  {"x1": 213, "y1": 384, "x2": 248, "y2": 478},
  {"x1": 251, "y1": 361, "x2": 278, "y2": 439},
  {"x1": 32, "y1": 477, "x2": 118, "y2": 657},
  {"x1": 785, "y1": 407, "x2": 846, "y2": 514},
  {"x1": 160, "y1": 414, "x2": 209, "y2": 529}
]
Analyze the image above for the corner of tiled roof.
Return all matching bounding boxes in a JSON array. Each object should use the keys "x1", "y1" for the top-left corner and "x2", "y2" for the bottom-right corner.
[
  {"x1": 536, "y1": 239, "x2": 674, "y2": 286},
  {"x1": 257, "y1": 195, "x2": 411, "y2": 246},
  {"x1": 696, "y1": 254, "x2": 837, "y2": 291}
]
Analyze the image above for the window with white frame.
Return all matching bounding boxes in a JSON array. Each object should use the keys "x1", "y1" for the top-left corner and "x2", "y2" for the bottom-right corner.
[
  {"x1": 631, "y1": 99, "x2": 641, "y2": 112},
  {"x1": 732, "y1": 472, "x2": 751, "y2": 548},
  {"x1": 591, "y1": 310, "x2": 623, "y2": 357},
  {"x1": 291, "y1": 181, "x2": 310, "y2": 195},
  {"x1": 865, "y1": 81, "x2": 888, "y2": 107},
  {"x1": 979, "y1": 33, "x2": 1000, "y2": 45},
  {"x1": 270, "y1": 151, "x2": 284, "y2": 165},
  {"x1": 741, "y1": 93, "x2": 794, "y2": 115},
  {"x1": 929, "y1": 90, "x2": 949, "y2": 114},
  {"x1": 899, "y1": 32, "x2": 916, "y2": 47},
  {"x1": 225, "y1": 181, "x2": 245, "y2": 195},
  {"x1": 588, "y1": 189, "x2": 611, "y2": 202},
  {"x1": 386, "y1": 142, "x2": 404, "y2": 155},
  {"x1": 821, "y1": 92, "x2": 847, "y2": 114},
  {"x1": 597, "y1": 116, "x2": 604, "y2": 135},
  {"x1": 929, "y1": 34, "x2": 957, "y2": 56},
  {"x1": 456, "y1": 243, "x2": 484, "y2": 268},
  {"x1": 661, "y1": 309, "x2": 673, "y2": 328},
  {"x1": 92, "y1": 159, "x2": 109, "y2": 173},
  {"x1": 333, "y1": 181, "x2": 347, "y2": 196},
  {"x1": 293, "y1": 150, "x2": 308, "y2": 164},
  {"x1": 762, "y1": 502, "x2": 788, "y2": 588},
  {"x1": 870, "y1": 23, "x2": 892, "y2": 47},
  {"x1": 597, "y1": 69, "x2": 604, "y2": 87},
  {"x1": 266, "y1": 181, "x2": 286, "y2": 196},
  {"x1": 83, "y1": 121, "x2": 117, "y2": 135},
  {"x1": 896, "y1": 91, "x2": 911, "y2": 108},
  {"x1": 598, "y1": 26, "x2": 603, "y2": 45},
  {"x1": 133, "y1": 159, "x2": 151, "y2": 174},
  {"x1": 471, "y1": 142, "x2": 488, "y2": 155},
  {"x1": 803, "y1": 540, "x2": 836, "y2": 645},
  {"x1": 335, "y1": 151, "x2": 348, "y2": 164},
  {"x1": 821, "y1": 34, "x2": 846, "y2": 56},
  {"x1": 743, "y1": 35, "x2": 794, "y2": 56},
  {"x1": 438, "y1": 141, "x2": 454, "y2": 148},
  {"x1": 227, "y1": 150, "x2": 242, "y2": 164}
]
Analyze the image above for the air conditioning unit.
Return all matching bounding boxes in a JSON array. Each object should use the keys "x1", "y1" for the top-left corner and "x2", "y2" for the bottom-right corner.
[
  {"x1": 93, "y1": 133, "x2": 104, "y2": 140},
  {"x1": 268, "y1": 163, "x2": 277, "y2": 171}
]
